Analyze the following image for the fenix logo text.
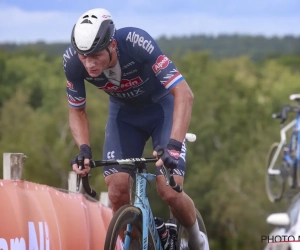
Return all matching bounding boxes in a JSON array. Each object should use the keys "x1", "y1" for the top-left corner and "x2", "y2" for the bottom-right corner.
[{"x1": 126, "y1": 32, "x2": 154, "y2": 54}]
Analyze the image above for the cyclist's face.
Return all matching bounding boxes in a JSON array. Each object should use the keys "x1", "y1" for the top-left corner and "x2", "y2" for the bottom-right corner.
[
  {"x1": 78, "y1": 40, "x2": 117, "y2": 77},
  {"x1": 78, "y1": 49, "x2": 110, "y2": 77}
]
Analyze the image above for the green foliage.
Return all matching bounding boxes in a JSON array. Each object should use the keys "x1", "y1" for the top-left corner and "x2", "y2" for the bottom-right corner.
[
  {"x1": 157, "y1": 34, "x2": 300, "y2": 61},
  {"x1": 1, "y1": 34, "x2": 300, "y2": 61},
  {"x1": 0, "y1": 44, "x2": 299, "y2": 250}
]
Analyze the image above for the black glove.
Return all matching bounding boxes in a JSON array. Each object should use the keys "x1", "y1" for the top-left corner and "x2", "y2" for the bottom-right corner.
[
  {"x1": 157, "y1": 139, "x2": 182, "y2": 169},
  {"x1": 70, "y1": 144, "x2": 92, "y2": 167}
]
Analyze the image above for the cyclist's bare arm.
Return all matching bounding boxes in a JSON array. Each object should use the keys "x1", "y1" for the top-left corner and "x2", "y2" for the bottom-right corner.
[
  {"x1": 169, "y1": 79, "x2": 194, "y2": 143},
  {"x1": 69, "y1": 106, "x2": 91, "y2": 175},
  {"x1": 69, "y1": 106, "x2": 91, "y2": 147}
]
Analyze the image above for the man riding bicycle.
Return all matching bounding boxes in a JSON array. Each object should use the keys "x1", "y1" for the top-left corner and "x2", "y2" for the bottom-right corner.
[{"x1": 64, "y1": 8, "x2": 209, "y2": 250}]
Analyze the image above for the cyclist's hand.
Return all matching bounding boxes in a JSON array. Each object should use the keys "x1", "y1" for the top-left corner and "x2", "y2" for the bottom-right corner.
[
  {"x1": 71, "y1": 144, "x2": 92, "y2": 176},
  {"x1": 153, "y1": 150, "x2": 163, "y2": 166},
  {"x1": 154, "y1": 139, "x2": 182, "y2": 169},
  {"x1": 72, "y1": 158, "x2": 90, "y2": 176}
]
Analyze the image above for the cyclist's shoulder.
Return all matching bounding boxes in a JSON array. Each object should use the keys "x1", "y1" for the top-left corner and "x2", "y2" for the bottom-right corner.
[
  {"x1": 115, "y1": 27, "x2": 158, "y2": 56},
  {"x1": 116, "y1": 27, "x2": 153, "y2": 38},
  {"x1": 62, "y1": 45, "x2": 85, "y2": 79}
]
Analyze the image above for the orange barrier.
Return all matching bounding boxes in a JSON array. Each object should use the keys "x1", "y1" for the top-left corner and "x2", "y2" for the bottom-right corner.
[{"x1": 0, "y1": 180, "x2": 122, "y2": 250}]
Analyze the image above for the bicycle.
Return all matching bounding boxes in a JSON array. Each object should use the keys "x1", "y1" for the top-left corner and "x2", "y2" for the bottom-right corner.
[
  {"x1": 77, "y1": 133, "x2": 208, "y2": 249},
  {"x1": 266, "y1": 94, "x2": 300, "y2": 203}
]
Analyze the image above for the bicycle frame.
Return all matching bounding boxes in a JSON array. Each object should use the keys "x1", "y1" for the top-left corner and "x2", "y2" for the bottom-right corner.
[
  {"x1": 268, "y1": 115, "x2": 300, "y2": 175},
  {"x1": 123, "y1": 171, "x2": 163, "y2": 249},
  {"x1": 268, "y1": 119, "x2": 295, "y2": 175}
]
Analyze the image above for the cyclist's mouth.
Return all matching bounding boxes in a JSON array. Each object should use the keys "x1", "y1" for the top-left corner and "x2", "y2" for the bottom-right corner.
[{"x1": 88, "y1": 69, "x2": 100, "y2": 76}]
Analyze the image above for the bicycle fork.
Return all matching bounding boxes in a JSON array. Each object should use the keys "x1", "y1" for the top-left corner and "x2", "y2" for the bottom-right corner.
[{"x1": 124, "y1": 224, "x2": 133, "y2": 249}]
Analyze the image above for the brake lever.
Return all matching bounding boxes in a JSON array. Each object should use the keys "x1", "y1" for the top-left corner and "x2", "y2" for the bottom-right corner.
[
  {"x1": 157, "y1": 149, "x2": 170, "y2": 184},
  {"x1": 76, "y1": 155, "x2": 84, "y2": 193},
  {"x1": 76, "y1": 155, "x2": 97, "y2": 197},
  {"x1": 157, "y1": 149, "x2": 182, "y2": 193},
  {"x1": 161, "y1": 165, "x2": 171, "y2": 185}
]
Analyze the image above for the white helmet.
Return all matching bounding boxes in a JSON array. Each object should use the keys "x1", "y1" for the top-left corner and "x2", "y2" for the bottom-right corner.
[{"x1": 71, "y1": 8, "x2": 115, "y2": 55}]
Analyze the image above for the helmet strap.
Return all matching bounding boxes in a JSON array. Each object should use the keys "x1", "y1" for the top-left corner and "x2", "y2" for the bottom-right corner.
[{"x1": 106, "y1": 48, "x2": 112, "y2": 63}]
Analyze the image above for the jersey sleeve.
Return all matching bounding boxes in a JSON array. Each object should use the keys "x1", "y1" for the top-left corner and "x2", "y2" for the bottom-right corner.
[
  {"x1": 62, "y1": 47, "x2": 86, "y2": 108},
  {"x1": 123, "y1": 28, "x2": 185, "y2": 90}
]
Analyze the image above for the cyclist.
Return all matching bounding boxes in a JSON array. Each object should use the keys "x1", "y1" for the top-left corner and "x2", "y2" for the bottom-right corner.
[{"x1": 64, "y1": 8, "x2": 209, "y2": 250}]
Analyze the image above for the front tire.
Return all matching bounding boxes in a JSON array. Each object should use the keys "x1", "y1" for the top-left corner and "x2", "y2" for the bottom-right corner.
[
  {"x1": 265, "y1": 142, "x2": 286, "y2": 202},
  {"x1": 104, "y1": 204, "x2": 156, "y2": 250}
]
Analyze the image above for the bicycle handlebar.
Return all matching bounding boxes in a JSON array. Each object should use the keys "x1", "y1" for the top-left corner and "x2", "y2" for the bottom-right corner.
[
  {"x1": 89, "y1": 158, "x2": 156, "y2": 168},
  {"x1": 272, "y1": 113, "x2": 281, "y2": 119},
  {"x1": 77, "y1": 151, "x2": 183, "y2": 198},
  {"x1": 272, "y1": 104, "x2": 300, "y2": 124}
]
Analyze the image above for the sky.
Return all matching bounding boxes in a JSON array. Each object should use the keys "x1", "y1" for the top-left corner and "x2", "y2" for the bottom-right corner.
[{"x1": 0, "y1": 0, "x2": 299, "y2": 44}]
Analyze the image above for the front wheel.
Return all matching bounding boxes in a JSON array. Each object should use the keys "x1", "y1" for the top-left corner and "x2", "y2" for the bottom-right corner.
[
  {"x1": 104, "y1": 204, "x2": 156, "y2": 250},
  {"x1": 175, "y1": 208, "x2": 208, "y2": 250},
  {"x1": 265, "y1": 142, "x2": 287, "y2": 202}
]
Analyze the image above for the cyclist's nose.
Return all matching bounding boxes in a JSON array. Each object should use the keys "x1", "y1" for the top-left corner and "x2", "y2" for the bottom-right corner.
[{"x1": 85, "y1": 57, "x2": 96, "y2": 69}]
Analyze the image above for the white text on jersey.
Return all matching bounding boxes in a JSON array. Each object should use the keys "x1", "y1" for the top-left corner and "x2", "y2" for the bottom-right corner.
[{"x1": 126, "y1": 32, "x2": 154, "y2": 54}]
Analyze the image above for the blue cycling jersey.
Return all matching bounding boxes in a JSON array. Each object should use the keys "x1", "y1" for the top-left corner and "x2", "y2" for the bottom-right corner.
[{"x1": 63, "y1": 27, "x2": 185, "y2": 107}]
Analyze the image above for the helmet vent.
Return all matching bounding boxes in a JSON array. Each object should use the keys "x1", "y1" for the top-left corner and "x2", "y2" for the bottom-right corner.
[
  {"x1": 81, "y1": 14, "x2": 98, "y2": 24},
  {"x1": 81, "y1": 19, "x2": 93, "y2": 24}
]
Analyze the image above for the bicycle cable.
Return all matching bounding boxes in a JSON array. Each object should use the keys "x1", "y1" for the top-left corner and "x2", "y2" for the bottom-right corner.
[{"x1": 127, "y1": 168, "x2": 151, "y2": 208}]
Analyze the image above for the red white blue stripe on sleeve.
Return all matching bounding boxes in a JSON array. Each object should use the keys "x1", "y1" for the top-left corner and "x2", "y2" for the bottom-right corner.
[
  {"x1": 163, "y1": 72, "x2": 184, "y2": 89},
  {"x1": 67, "y1": 94, "x2": 86, "y2": 108}
]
